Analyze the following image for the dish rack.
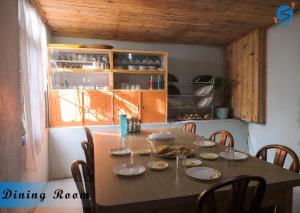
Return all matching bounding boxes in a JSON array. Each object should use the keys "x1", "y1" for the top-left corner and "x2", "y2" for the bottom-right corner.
[{"x1": 167, "y1": 78, "x2": 215, "y2": 121}]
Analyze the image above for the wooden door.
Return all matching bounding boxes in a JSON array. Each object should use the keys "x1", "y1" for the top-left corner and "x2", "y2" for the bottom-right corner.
[
  {"x1": 83, "y1": 91, "x2": 113, "y2": 125},
  {"x1": 113, "y1": 91, "x2": 141, "y2": 124},
  {"x1": 49, "y1": 90, "x2": 83, "y2": 127},
  {"x1": 141, "y1": 91, "x2": 167, "y2": 123}
]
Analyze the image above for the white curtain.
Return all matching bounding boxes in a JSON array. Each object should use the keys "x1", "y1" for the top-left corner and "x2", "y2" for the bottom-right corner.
[{"x1": 18, "y1": 0, "x2": 48, "y2": 170}]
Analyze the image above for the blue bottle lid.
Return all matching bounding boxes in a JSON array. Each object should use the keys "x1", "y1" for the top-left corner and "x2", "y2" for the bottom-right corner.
[{"x1": 120, "y1": 114, "x2": 127, "y2": 118}]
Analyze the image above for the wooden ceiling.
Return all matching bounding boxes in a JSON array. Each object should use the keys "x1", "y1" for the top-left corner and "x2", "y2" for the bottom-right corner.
[{"x1": 36, "y1": 0, "x2": 299, "y2": 45}]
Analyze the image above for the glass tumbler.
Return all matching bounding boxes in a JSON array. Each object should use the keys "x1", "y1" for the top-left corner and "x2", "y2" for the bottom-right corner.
[
  {"x1": 176, "y1": 153, "x2": 186, "y2": 175},
  {"x1": 130, "y1": 149, "x2": 140, "y2": 166},
  {"x1": 225, "y1": 146, "x2": 235, "y2": 160}
]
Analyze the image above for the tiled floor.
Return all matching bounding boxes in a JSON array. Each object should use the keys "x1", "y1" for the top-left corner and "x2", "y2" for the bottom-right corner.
[
  {"x1": 34, "y1": 179, "x2": 83, "y2": 213},
  {"x1": 34, "y1": 207, "x2": 82, "y2": 213}
]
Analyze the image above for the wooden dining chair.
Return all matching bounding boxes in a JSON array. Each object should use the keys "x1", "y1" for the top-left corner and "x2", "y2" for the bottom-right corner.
[
  {"x1": 255, "y1": 144, "x2": 300, "y2": 173},
  {"x1": 71, "y1": 160, "x2": 95, "y2": 213},
  {"x1": 196, "y1": 175, "x2": 266, "y2": 213},
  {"x1": 209, "y1": 130, "x2": 234, "y2": 147},
  {"x1": 182, "y1": 122, "x2": 196, "y2": 134},
  {"x1": 84, "y1": 127, "x2": 94, "y2": 149},
  {"x1": 81, "y1": 141, "x2": 94, "y2": 180}
]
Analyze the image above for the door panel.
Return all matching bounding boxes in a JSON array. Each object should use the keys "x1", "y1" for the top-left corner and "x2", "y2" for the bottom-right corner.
[
  {"x1": 83, "y1": 91, "x2": 113, "y2": 125},
  {"x1": 113, "y1": 91, "x2": 141, "y2": 124},
  {"x1": 141, "y1": 91, "x2": 167, "y2": 123},
  {"x1": 49, "y1": 90, "x2": 83, "y2": 127}
]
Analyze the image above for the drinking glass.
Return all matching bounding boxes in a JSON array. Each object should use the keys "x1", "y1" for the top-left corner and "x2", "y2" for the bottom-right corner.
[
  {"x1": 176, "y1": 153, "x2": 186, "y2": 175},
  {"x1": 225, "y1": 146, "x2": 235, "y2": 160},
  {"x1": 130, "y1": 149, "x2": 140, "y2": 166}
]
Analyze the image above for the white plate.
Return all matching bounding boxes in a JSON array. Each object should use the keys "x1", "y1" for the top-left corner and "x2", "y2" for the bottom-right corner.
[
  {"x1": 110, "y1": 148, "x2": 131, "y2": 156},
  {"x1": 197, "y1": 96, "x2": 213, "y2": 107},
  {"x1": 147, "y1": 161, "x2": 168, "y2": 170},
  {"x1": 186, "y1": 167, "x2": 221, "y2": 180},
  {"x1": 113, "y1": 164, "x2": 146, "y2": 176},
  {"x1": 194, "y1": 85, "x2": 214, "y2": 96},
  {"x1": 219, "y1": 151, "x2": 248, "y2": 160},
  {"x1": 138, "y1": 148, "x2": 151, "y2": 155},
  {"x1": 184, "y1": 159, "x2": 202, "y2": 167},
  {"x1": 199, "y1": 153, "x2": 219, "y2": 160},
  {"x1": 148, "y1": 131, "x2": 176, "y2": 141},
  {"x1": 193, "y1": 140, "x2": 216, "y2": 147}
]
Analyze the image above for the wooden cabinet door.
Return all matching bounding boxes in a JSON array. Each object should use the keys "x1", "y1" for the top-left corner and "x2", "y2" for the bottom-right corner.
[
  {"x1": 49, "y1": 90, "x2": 83, "y2": 127},
  {"x1": 83, "y1": 91, "x2": 113, "y2": 125},
  {"x1": 141, "y1": 91, "x2": 167, "y2": 123},
  {"x1": 225, "y1": 29, "x2": 266, "y2": 123},
  {"x1": 113, "y1": 91, "x2": 141, "y2": 124}
]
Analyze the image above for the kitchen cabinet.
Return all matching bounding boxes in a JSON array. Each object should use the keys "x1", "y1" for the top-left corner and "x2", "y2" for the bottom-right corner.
[
  {"x1": 83, "y1": 91, "x2": 113, "y2": 125},
  {"x1": 49, "y1": 90, "x2": 83, "y2": 127},
  {"x1": 48, "y1": 46, "x2": 168, "y2": 127},
  {"x1": 113, "y1": 91, "x2": 141, "y2": 124},
  {"x1": 141, "y1": 91, "x2": 167, "y2": 123}
]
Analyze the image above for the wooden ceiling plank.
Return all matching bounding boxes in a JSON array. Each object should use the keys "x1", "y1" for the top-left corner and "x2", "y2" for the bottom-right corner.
[{"x1": 36, "y1": 0, "x2": 298, "y2": 45}]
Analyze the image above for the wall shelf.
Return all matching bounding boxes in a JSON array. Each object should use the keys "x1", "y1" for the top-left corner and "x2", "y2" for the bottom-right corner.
[
  {"x1": 113, "y1": 69, "x2": 165, "y2": 74},
  {"x1": 51, "y1": 68, "x2": 111, "y2": 73},
  {"x1": 168, "y1": 77, "x2": 215, "y2": 121},
  {"x1": 168, "y1": 106, "x2": 212, "y2": 109},
  {"x1": 168, "y1": 94, "x2": 213, "y2": 97}
]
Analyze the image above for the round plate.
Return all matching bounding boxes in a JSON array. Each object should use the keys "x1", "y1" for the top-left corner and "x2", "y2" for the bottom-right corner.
[
  {"x1": 110, "y1": 148, "x2": 131, "y2": 156},
  {"x1": 199, "y1": 153, "x2": 219, "y2": 160},
  {"x1": 186, "y1": 167, "x2": 221, "y2": 180},
  {"x1": 147, "y1": 161, "x2": 168, "y2": 170},
  {"x1": 219, "y1": 151, "x2": 248, "y2": 160},
  {"x1": 138, "y1": 148, "x2": 151, "y2": 155},
  {"x1": 113, "y1": 164, "x2": 146, "y2": 176},
  {"x1": 193, "y1": 140, "x2": 216, "y2": 147},
  {"x1": 184, "y1": 159, "x2": 202, "y2": 167}
]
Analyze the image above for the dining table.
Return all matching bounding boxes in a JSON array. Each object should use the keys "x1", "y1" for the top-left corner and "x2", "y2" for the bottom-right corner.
[{"x1": 93, "y1": 128, "x2": 300, "y2": 213}]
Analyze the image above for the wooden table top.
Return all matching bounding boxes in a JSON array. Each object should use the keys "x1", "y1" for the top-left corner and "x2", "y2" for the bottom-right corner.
[{"x1": 93, "y1": 128, "x2": 300, "y2": 212}]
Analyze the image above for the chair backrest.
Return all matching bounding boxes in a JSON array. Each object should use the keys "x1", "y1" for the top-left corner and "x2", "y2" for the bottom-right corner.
[
  {"x1": 182, "y1": 122, "x2": 196, "y2": 134},
  {"x1": 197, "y1": 175, "x2": 266, "y2": 213},
  {"x1": 255, "y1": 144, "x2": 300, "y2": 173},
  {"x1": 81, "y1": 141, "x2": 95, "y2": 180},
  {"x1": 84, "y1": 127, "x2": 94, "y2": 149},
  {"x1": 209, "y1": 130, "x2": 234, "y2": 147},
  {"x1": 71, "y1": 160, "x2": 95, "y2": 213}
]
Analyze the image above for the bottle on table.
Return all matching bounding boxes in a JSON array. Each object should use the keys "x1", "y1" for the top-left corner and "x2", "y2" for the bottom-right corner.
[{"x1": 119, "y1": 114, "x2": 128, "y2": 137}]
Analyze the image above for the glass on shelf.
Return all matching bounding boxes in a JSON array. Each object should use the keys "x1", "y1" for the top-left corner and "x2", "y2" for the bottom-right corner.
[
  {"x1": 113, "y1": 52, "x2": 165, "y2": 71},
  {"x1": 50, "y1": 48, "x2": 110, "y2": 71},
  {"x1": 120, "y1": 83, "x2": 141, "y2": 90}
]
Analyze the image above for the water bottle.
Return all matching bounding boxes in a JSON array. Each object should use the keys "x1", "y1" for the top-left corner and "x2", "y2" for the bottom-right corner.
[{"x1": 120, "y1": 114, "x2": 128, "y2": 137}]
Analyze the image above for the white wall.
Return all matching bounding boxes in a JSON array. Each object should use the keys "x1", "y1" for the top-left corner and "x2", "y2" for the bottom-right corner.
[
  {"x1": 248, "y1": 15, "x2": 300, "y2": 156},
  {"x1": 51, "y1": 36, "x2": 225, "y2": 85},
  {"x1": 0, "y1": 0, "x2": 24, "y2": 183},
  {"x1": 248, "y1": 14, "x2": 300, "y2": 213}
]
